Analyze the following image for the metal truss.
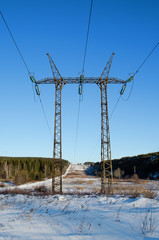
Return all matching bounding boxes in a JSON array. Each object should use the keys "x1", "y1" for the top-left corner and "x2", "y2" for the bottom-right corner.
[
  {"x1": 36, "y1": 52, "x2": 126, "y2": 194},
  {"x1": 97, "y1": 53, "x2": 114, "y2": 194},
  {"x1": 47, "y1": 53, "x2": 63, "y2": 193},
  {"x1": 37, "y1": 77, "x2": 125, "y2": 85}
]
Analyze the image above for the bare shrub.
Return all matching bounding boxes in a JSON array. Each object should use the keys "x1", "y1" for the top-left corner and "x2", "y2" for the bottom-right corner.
[
  {"x1": 0, "y1": 168, "x2": 6, "y2": 179},
  {"x1": 113, "y1": 185, "x2": 141, "y2": 197},
  {"x1": 0, "y1": 187, "x2": 51, "y2": 196},
  {"x1": 34, "y1": 185, "x2": 49, "y2": 193},
  {"x1": 0, "y1": 188, "x2": 31, "y2": 195},
  {"x1": 115, "y1": 206, "x2": 122, "y2": 222},
  {"x1": 114, "y1": 168, "x2": 122, "y2": 179},
  {"x1": 113, "y1": 184, "x2": 158, "y2": 199},
  {"x1": 130, "y1": 190, "x2": 140, "y2": 198},
  {"x1": 14, "y1": 170, "x2": 28, "y2": 185},
  {"x1": 139, "y1": 208, "x2": 157, "y2": 236},
  {"x1": 131, "y1": 174, "x2": 140, "y2": 183},
  {"x1": 0, "y1": 183, "x2": 6, "y2": 188},
  {"x1": 114, "y1": 168, "x2": 125, "y2": 179},
  {"x1": 143, "y1": 190, "x2": 157, "y2": 199},
  {"x1": 30, "y1": 208, "x2": 34, "y2": 213}
]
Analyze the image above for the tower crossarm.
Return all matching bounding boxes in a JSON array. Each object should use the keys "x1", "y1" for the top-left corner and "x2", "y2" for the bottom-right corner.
[{"x1": 36, "y1": 77, "x2": 126, "y2": 85}]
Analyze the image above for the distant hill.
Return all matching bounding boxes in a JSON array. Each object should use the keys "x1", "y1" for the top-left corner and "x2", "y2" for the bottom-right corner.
[{"x1": 88, "y1": 152, "x2": 159, "y2": 179}]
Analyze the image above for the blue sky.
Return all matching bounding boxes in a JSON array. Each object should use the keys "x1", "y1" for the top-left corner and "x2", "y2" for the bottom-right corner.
[{"x1": 0, "y1": 0, "x2": 159, "y2": 163}]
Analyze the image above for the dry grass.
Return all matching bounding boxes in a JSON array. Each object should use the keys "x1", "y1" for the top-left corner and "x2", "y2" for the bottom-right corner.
[
  {"x1": 0, "y1": 188, "x2": 100, "y2": 197},
  {"x1": 76, "y1": 186, "x2": 85, "y2": 190},
  {"x1": 34, "y1": 185, "x2": 50, "y2": 193},
  {"x1": 63, "y1": 170, "x2": 98, "y2": 179},
  {"x1": 0, "y1": 188, "x2": 52, "y2": 196},
  {"x1": 142, "y1": 190, "x2": 157, "y2": 199},
  {"x1": 85, "y1": 180, "x2": 94, "y2": 185},
  {"x1": 113, "y1": 184, "x2": 157, "y2": 199},
  {"x1": 0, "y1": 183, "x2": 6, "y2": 188},
  {"x1": 0, "y1": 186, "x2": 156, "y2": 199},
  {"x1": 0, "y1": 188, "x2": 32, "y2": 196},
  {"x1": 64, "y1": 174, "x2": 90, "y2": 179},
  {"x1": 73, "y1": 180, "x2": 86, "y2": 184},
  {"x1": 73, "y1": 180, "x2": 94, "y2": 185}
]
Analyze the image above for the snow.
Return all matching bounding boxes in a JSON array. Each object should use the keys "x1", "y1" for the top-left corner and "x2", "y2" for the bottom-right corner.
[{"x1": 0, "y1": 164, "x2": 159, "y2": 240}]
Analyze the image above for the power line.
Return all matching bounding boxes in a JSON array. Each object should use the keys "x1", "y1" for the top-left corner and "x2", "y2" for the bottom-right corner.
[
  {"x1": 82, "y1": 0, "x2": 93, "y2": 75},
  {"x1": 86, "y1": 94, "x2": 121, "y2": 163},
  {"x1": 122, "y1": 41, "x2": 159, "y2": 101},
  {"x1": 83, "y1": 42, "x2": 159, "y2": 163},
  {"x1": 109, "y1": 95, "x2": 121, "y2": 119},
  {"x1": 0, "y1": 10, "x2": 53, "y2": 140},
  {"x1": 107, "y1": 42, "x2": 159, "y2": 124},
  {"x1": 74, "y1": 0, "x2": 93, "y2": 162},
  {"x1": 38, "y1": 96, "x2": 53, "y2": 140},
  {"x1": 86, "y1": 39, "x2": 159, "y2": 159},
  {"x1": 133, "y1": 41, "x2": 159, "y2": 77},
  {"x1": 0, "y1": 11, "x2": 31, "y2": 74},
  {"x1": 86, "y1": 135, "x2": 100, "y2": 162},
  {"x1": 121, "y1": 80, "x2": 134, "y2": 102},
  {"x1": 0, "y1": 10, "x2": 36, "y2": 100}
]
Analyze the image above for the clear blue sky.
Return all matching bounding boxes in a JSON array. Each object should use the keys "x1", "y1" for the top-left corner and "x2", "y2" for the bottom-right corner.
[{"x1": 0, "y1": 0, "x2": 159, "y2": 163}]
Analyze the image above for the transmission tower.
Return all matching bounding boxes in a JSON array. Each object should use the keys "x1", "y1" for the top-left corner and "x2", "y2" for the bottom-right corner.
[
  {"x1": 97, "y1": 52, "x2": 114, "y2": 194},
  {"x1": 36, "y1": 53, "x2": 126, "y2": 194},
  {"x1": 47, "y1": 53, "x2": 64, "y2": 193}
]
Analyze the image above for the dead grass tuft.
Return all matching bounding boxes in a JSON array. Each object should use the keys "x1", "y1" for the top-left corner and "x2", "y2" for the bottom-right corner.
[
  {"x1": 113, "y1": 184, "x2": 157, "y2": 199},
  {"x1": 142, "y1": 190, "x2": 157, "y2": 199},
  {"x1": 0, "y1": 188, "x2": 32, "y2": 196},
  {"x1": 34, "y1": 185, "x2": 50, "y2": 193},
  {"x1": 131, "y1": 174, "x2": 140, "y2": 184},
  {"x1": 0, "y1": 183, "x2": 6, "y2": 188},
  {"x1": 76, "y1": 186, "x2": 85, "y2": 190},
  {"x1": 0, "y1": 187, "x2": 51, "y2": 196},
  {"x1": 74, "y1": 180, "x2": 86, "y2": 184}
]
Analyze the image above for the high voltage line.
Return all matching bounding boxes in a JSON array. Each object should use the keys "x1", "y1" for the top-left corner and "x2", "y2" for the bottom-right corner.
[
  {"x1": 74, "y1": 0, "x2": 93, "y2": 162},
  {"x1": 0, "y1": 10, "x2": 53, "y2": 140}
]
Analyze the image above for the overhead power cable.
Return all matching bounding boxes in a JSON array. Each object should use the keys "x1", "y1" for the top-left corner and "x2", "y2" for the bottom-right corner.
[
  {"x1": 0, "y1": 10, "x2": 36, "y2": 100},
  {"x1": 82, "y1": 0, "x2": 93, "y2": 75},
  {"x1": 121, "y1": 80, "x2": 134, "y2": 102},
  {"x1": 109, "y1": 95, "x2": 121, "y2": 119},
  {"x1": 74, "y1": 0, "x2": 93, "y2": 162},
  {"x1": 86, "y1": 94, "x2": 121, "y2": 163},
  {"x1": 133, "y1": 41, "x2": 159, "y2": 77},
  {"x1": 105, "y1": 41, "x2": 159, "y2": 121},
  {"x1": 122, "y1": 41, "x2": 159, "y2": 102},
  {"x1": 0, "y1": 11, "x2": 31, "y2": 74},
  {"x1": 39, "y1": 96, "x2": 53, "y2": 140},
  {"x1": 0, "y1": 10, "x2": 53, "y2": 140}
]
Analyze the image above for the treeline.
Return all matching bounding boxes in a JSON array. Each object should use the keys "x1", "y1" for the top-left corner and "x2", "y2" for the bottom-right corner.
[
  {"x1": 0, "y1": 157, "x2": 69, "y2": 185},
  {"x1": 87, "y1": 152, "x2": 159, "y2": 180}
]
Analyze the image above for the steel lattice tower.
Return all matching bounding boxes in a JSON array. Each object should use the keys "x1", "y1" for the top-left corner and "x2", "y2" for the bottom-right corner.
[
  {"x1": 47, "y1": 53, "x2": 64, "y2": 193},
  {"x1": 36, "y1": 53, "x2": 126, "y2": 194},
  {"x1": 97, "y1": 53, "x2": 114, "y2": 193}
]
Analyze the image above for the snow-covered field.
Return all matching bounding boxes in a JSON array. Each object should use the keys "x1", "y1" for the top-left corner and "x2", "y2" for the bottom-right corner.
[{"x1": 0, "y1": 164, "x2": 159, "y2": 240}]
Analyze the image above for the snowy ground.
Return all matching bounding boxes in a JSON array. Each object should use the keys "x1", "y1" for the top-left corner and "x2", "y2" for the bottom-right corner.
[{"x1": 0, "y1": 164, "x2": 159, "y2": 240}]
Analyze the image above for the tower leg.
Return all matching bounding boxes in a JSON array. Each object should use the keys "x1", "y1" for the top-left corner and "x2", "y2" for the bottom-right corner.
[
  {"x1": 52, "y1": 83, "x2": 62, "y2": 194},
  {"x1": 100, "y1": 83, "x2": 113, "y2": 194}
]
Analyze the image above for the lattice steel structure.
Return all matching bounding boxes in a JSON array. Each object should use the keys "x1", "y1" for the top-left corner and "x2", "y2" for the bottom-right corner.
[
  {"x1": 97, "y1": 53, "x2": 114, "y2": 193},
  {"x1": 36, "y1": 53, "x2": 126, "y2": 194}
]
